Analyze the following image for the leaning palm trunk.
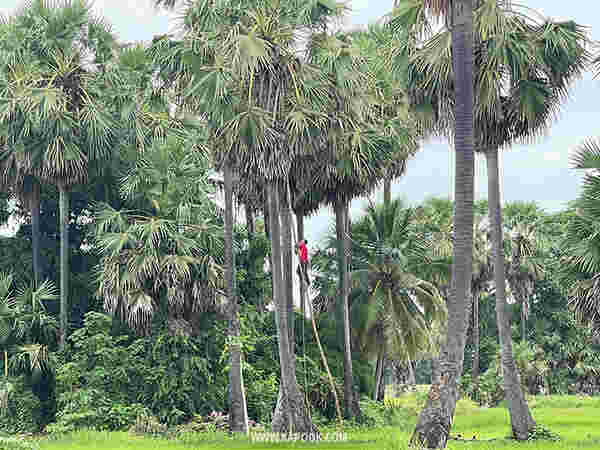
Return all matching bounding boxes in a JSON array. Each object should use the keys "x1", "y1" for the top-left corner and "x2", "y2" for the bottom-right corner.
[
  {"x1": 486, "y1": 147, "x2": 535, "y2": 439},
  {"x1": 373, "y1": 350, "x2": 384, "y2": 401},
  {"x1": 30, "y1": 181, "x2": 41, "y2": 288},
  {"x1": 268, "y1": 182, "x2": 316, "y2": 435},
  {"x1": 224, "y1": 165, "x2": 249, "y2": 434},
  {"x1": 335, "y1": 199, "x2": 355, "y2": 419},
  {"x1": 411, "y1": 1, "x2": 475, "y2": 447},
  {"x1": 58, "y1": 182, "x2": 69, "y2": 350}
]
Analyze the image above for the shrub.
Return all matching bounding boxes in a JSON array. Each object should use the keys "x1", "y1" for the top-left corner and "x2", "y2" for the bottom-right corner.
[
  {"x1": 50, "y1": 387, "x2": 149, "y2": 433},
  {"x1": 0, "y1": 377, "x2": 42, "y2": 434},
  {"x1": 0, "y1": 437, "x2": 39, "y2": 450},
  {"x1": 129, "y1": 412, "x2": 168, "y2": 436},
  {"x1": 478, "y1": 363, "x2": 504, "y2": 407}
]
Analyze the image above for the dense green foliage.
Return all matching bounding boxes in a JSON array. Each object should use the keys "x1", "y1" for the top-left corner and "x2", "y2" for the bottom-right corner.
[{"x1": 0, "y1": 0, "x2": 597, "y2": 446}]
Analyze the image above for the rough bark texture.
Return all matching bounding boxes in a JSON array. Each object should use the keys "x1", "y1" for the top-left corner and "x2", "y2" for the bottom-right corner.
[
  {"x1": 224, "y1": 165, "x2": 249, "y2": 434},
  {"x1": 263, "y1": 193, "x2": 270, "y2": 239},
  {"x1": 58, "y1": 184, "x2": 69, "y2": 350},
  {"x1": 280, "y1": 186, "x2": 295, "y2": 351},
  {"x1": 374, "y1": 350, "x2": 384, "y2": 401},
  {"x1": 245, "y1": 204, "x2": 255, "y2": 236},
  {"x1": 268, "y1": 183, "x2": 316, "y2": 435},
  {"x1": 411, "y1": 1, "x2": 474, "y2": 447},
  {"x1": 383, "y1": 176, "x2": 391, "y2": 208},
  {"x1": 472, "y1": 291, "x2": 480, "y2": 401},
  {"x1": 486, "y1": 147, "x2": 535, "y2": 440},
  {"x1": 335, "y1": 200, "x2": 354, "y2": 419},
  {"x1": 30, "y1": 181, "x2": 41, "y2": 288}
]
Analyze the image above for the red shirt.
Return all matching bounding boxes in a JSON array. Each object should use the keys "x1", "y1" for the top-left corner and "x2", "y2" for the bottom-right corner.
[{"x1": 298, "y1": 241, "x2": 308, "y2": 262}]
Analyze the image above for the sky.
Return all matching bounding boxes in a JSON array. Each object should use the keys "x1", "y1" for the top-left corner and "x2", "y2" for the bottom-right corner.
[{"x1": 0, "y1": 0, "x2": 598, "y2": 244}]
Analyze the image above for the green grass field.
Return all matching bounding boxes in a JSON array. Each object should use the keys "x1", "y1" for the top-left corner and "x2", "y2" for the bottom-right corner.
[{"x1": 14, "y1": 395, "x2": 600, "y2": 450}]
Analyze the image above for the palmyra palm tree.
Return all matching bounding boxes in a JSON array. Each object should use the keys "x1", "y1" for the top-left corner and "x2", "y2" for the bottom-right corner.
[
  {"x1": 559, "y1": 140, "x2": 600, "y2": 334},
  {"x1": 505, "y1": 221, "x2": 544, "y2": 343},
  {"x1": 0, "y1": 0, "x2": 121, "y2": 349},
  {"x1": 387, "y1": 0, "x2": 476, "y2": 446},
  {"x1": 153, "y1": 0, "x2": 349, "y2": 434},
  {"x1": 395, "y1": 0, "x2": 587, "y2": 441}
]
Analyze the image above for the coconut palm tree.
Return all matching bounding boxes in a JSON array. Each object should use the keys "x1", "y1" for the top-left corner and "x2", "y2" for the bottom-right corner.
[
  {"x1": 0, "y1": 0, "x2": 121, "y2": 349},
  {"x1": 350, "y1": 200, "x2": 446, "y2": 399},
  {"x1": 395, "y1": 0, "x2": 587, "y2": 441}
]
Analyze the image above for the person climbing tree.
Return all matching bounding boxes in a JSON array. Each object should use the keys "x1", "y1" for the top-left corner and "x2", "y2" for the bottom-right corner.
[{"x1": 296, "y1": 239, "x2": 310, "y2": 286}]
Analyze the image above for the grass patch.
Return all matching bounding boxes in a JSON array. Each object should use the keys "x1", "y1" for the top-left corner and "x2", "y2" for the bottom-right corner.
[{"x1": 34, "y1": 395, "x2": 600, "y2": 450}]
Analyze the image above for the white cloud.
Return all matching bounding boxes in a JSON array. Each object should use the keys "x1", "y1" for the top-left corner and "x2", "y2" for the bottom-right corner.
[{"x1": 543, "y1": 151, "x2": 563, "y2": 162}]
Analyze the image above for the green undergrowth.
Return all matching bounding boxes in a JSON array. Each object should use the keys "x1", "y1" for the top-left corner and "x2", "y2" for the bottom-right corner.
[{"x1": 25, "y1": 394, "x2": 600, "y2": 450}]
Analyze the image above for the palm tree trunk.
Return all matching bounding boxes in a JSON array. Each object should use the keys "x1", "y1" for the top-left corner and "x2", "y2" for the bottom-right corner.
[
  {"x1": 263, "y1": 190, "x2": 270, "y2": 240},
  {"x1": 411, "y1": 1, "x2": 475, "y2": 447},
  {"x1": 383, "y1": 176, "x2": 392, "y2": 208},
  {"x1": 472, "y1": 291, "x2": 480, "y2": 402},
  {"x1": 224, "y1": 165, "x2": 249, "y2": 434},
  {"x1": 280, "y1": 185, "x2": 295, "y2": 352},
  {"x1": 486, "y1": 147, "x2": 535, "y2": 439},
  {"x1": 407, "y1": 359, "x2": 416, "y2": 386},
  {"x1": 374, "y1": 350, "x2": 384, "y2": 401},
  {"x1": 521, "y1": 301, "x2": 527, "y2": 343},
  {"x1": 30, "y1": 180, "x2": 41, "y2": 288},
  {"x1": 245, "y1": 204, "x2": 255, "y2": 236},
  {"x1": 58, "y1": 183, "x2": 69, "y2": 350},
  {"x1": 268, "y1": 182, "x2": 316, "y2": 435},
  {"x1": 335, "y1": 199, "x2": 354, "y2": 420}
]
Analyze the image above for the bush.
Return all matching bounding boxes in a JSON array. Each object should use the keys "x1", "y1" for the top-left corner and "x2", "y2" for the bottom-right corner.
[
  {"x1": 0, "y1": 437, "x2": 39, "y2": 450},
  {"x1": 50, "y1": 387, "x2": 149, "y2": 433},
  {"x1": 0, "y1": 377, "x2": 42, "y2": 434},
  {"x1": 54, "y1": 312, "x2": 226, "y2": 432},
  {"x1": 129, "y1": 412, "x2": 168, "y2": 436},
  {"x1": 478, "y1": 363, "x2": 504, "y2": 407}
]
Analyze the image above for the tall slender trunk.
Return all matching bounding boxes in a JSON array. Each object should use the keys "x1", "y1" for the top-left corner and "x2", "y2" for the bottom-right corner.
[
  {"x1": 224, "y1": 165, "x2": 249, "y2": 434},
  {"x1": 335, "y1": 199, "x2": 354, "y2": 419},
  {"x1": 383, "y1": 176, "x2": 392, "y2": 208},
  {"x1": 411, "y1": 1, "x2": 475, "y2": 447},
  {"x1": 472, "y1": 291, "x2": 480, "y2": 402},
  {"x1": 374, "y1": 350, "x2": 384, "y2": 401},
  {"x1": 30, "y1": 180, "x2": 41, "y2": 288},
  {"x1": 486, "y1": 147, "x2": 535, "y2": 439},
  {"x1": 263, "y1": 191, "x2": 270, "y2": 240},
  {"x1": 268, "y1": 182, "x2": 315, "y2": 435},
  {"x1": 58, "y1": 183, "x2": 69, "y2": 350},
  {"x1": 245, "y1": 204, "x2": 255, "y2": 236},
  {"x1": 280, "y1": 185, "x2": 295, "y2": 352},
  {"x1": 407, "y1": 359, "x2": 416, "y2": 386},
  {"x1": 521, "y1": 306, "x2": 526, "y2": 343}
]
